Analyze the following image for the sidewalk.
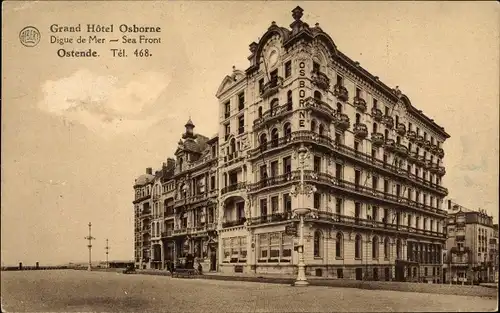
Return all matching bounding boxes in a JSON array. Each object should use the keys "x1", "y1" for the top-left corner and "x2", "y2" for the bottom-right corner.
[{"x1": 128, "y1": 269, "x2": 498, "y2": 298}]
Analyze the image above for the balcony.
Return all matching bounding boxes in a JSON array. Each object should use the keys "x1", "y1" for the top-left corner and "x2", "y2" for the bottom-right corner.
[
  {"x1": 407, "y1": 130, "x2": 417, "y2": 142},
  {"x1": 437, "y1": 148, "x2": 445, "y2": 158},
  {"x1": 353, "y1": 97, "x2": 367, "y2": 112},
  {"x1": 415, "y1": 135, "x2": 424, "y2": 146},
  {"x1": 334, "y1": 84, "x2": 349, "y2": 102},
  {"x1": 173, "y1": 228, "x2": 188, "y2": 236},
  {"x1": 371, "y1": 133, "x2": 384, "y2": 146},
  {"x1": 311, "y1": 70, "x2": 330, "y2": 90},
  {"x1": 423, "y1": 140, "x2": 431, "y2": 150},
  {"x1": 408, "y1": 151, "x2": 419, "y2": 163},
  {"x1": 222, "y1": 218, "x2": 246, "y2": 228},
  {"x1": 353, "y1": 123, "x2": 368, "y2": 139},
  {"x1": 225, "y1": 151, "x2": 239, "y2": 162},
  {"x1": 430, "y1": 144, "x2": 438, "y2": 154},
  {"x1": 396, "y1": 123, "x2": 406, "y2": 136},
  {"x1": 248, "y1": 212, "x2": 290, "y2": 226},
  {"x1": 161, "y1": 230, "x2": 173, "y2": 238},
  {"x1": 429, "y1": 163, "x2": 439, "y2": 174},
  {"x1": 305, "y1": 97, "x2": 335, "y2": 121},
  {"x1": 140, "y1": 210, "x2": 151, "y2": 218},
  {"x1": 395, "y1": 144, "x2": 409, "y2": 157},
  {"x1": 382, "y1": 115, "x2": 394, "y2": 129},
  {"x1": 247, "y1": 172, "x2": 296, "y2": 192},
  {"x1": 221, "y1": 182, "x2": 247, "y2": 195},
  {"x1": 253, "y1": 102, "x2": 293, "y2": 130},
  {"x1": 260, "y1": 77, "x2": 283, "y2": 98},
  {"x1": 371, "y1": 108, "x2": 383, "y2": 122},
  {"x1": 247, "y1": 131, "x2": 333, "y2": 159},
  {"x1": 334, "y1": 113, "x2": 350, "y2": 131},
  {"x1": 384, "y1": 138, "x2": 395, "y2": 152},
  {"x1": 417, "y1": 155, "x2": 426, "y2": 167},
  {"x1": 437, "y1": 166, "x2": 446, "y2": 176}
]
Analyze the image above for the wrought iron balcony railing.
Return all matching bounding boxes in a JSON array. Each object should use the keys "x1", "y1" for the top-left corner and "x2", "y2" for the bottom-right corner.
[
  {"x1": 253, "y1": 102, "x2": 293, "y2": 129},
  {"x1": 407, "y1": 130, "x2": 417, "y2": 142},
  {"x1": 221, "y1": 182, "x2": 247, "y2": 195},
  {"x1": 305, "y1": 97, "x2": 335, "y2": 121},
  {"x1": 353, "y1": 123, "x2": 368, "y2": 139},
  {"x1": 395, "y1": 143, "x2": 409, "y2": 157},
  {"x1": 415, "y1": 135, "x2": 424, "y2": 146},
  {"x1": 334, "y1": 113, "x2": 350, "y2": 131},
  {"x1": 371, "y1": 108, "x2": 383, "y2": 122},
  {"x1": 260, "y1": 77, "x2": 283, "y2": 98},
  {"x1": 382, "y1": 115, "x2": 394, "y2": 129},
  {"x1": 311, "y1": 70, "x2": 330, "y2": 90},
  {"x1": 334, "y1": 84, "x2": 349, "y2": 102},
  {"x1": 384, "y1": 138, "x2": 396, "y2": 151},
  {"x1": 222, "y1": 218, "x2": 246, "y2": 228},
  {"x1": 371, "y1": 132, "x2": 385, "y2": 146},
  {"x1": 353, "y1": 97, "x2": 367, "y2": 112},
  {"x1": 396, "y1": 123, "x2": 406, "y2": 136}
]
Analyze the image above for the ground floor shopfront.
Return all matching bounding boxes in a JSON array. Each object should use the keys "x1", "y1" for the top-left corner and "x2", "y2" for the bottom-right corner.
[{"x1": 218, "y1": 220, "x2": 444, "y2": 283}]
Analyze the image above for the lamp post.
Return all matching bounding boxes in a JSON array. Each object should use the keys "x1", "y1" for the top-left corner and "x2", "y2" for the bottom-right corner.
[
  {"x1": 291, "y1": 144, "x2": 316, "y2": 287},
  {"x1": 84, "y1": 222, "x2": 96, "y2": 271}
]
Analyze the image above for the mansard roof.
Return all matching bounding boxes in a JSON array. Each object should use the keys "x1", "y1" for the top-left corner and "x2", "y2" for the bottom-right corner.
[{"x1": 242, "y1": 6, "x2": 449, "y2": 139}]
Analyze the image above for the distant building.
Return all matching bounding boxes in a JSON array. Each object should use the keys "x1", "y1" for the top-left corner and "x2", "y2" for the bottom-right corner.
[{"x1": 444, "y1": 200, "x2": 497, "y2": 283}]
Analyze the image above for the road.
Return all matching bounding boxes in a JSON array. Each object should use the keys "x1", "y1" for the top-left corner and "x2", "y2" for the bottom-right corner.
[{"x1": 1, "y1": 270, "x2": 497, "y2": 312}]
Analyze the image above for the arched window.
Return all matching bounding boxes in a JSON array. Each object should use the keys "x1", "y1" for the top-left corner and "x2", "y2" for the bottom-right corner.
[
  {"x1": 259, "y1": 133, "x2": 268, "y2": 149},
  {"x1": 271, "y1": 128, "x2": 279, "y2": 147},
  {"x1": 319, "y1": 124, "x2": 324, "y2": 136},
  {"x1": 396, "y1": 238, "x2": 402, "y2": 259},
  {"x1": 258, "y1": 106, "x2": 263, "y2": 118},
  {"x1": 372, "y1": 236, "x2": 379, "y2": 259},
  {"x1": 355, "y1": 234, "x2": 362, "y2": 259},
  {"x1": 311, "y1": 120, "x2": 317, "y2": 132},
  {"x1": 336, "y1": 232, "x2": 343, "y2": 258},
  {"x1": 284, "y1": 122, "x2": 292, "y2": 138},
  {"x1": 337, "y1": 103, "x2": 343, "y2": 114},
  {"x1": 384, "y1": 237, "x2": 390, "y2": 259},
  {"x1": 384, "y1": 129, "x2": 389, "y2": 139},
  {"x1": 373, "y1": 123, "x2": 378, "y2": 134},
  {"x1": 314, "y1": 231, "x2": 322, "y2": 257},
  {"x1": 355, "y1": 113, "x2": 361, "y2": 124},
  {"x1": 314, "y1": 90, "x2": 322, "y2": 100},
  {"x1": 230, "y1": 138, "x2": 236, "y2": 154}
]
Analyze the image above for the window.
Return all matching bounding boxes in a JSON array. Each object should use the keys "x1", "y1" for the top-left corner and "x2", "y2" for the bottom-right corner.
[
  {"x1": 337, "y1": 268, "x2": 344, "y2": 278},
  {"x1": 319, "y1": 124, "x2": 324, "y2": 136},
  {"x1": 373, "y1": 98, "x2": 378, "y2": 109},
  {"x1": 314, "y1": 231, "x2": 322, "y2": 257},
  {"x1": 335, "y1": 163, "x2": 343, "y2": 179},
  {"x1": 396, "y1": 239, "x2": 402, "y2": 259},
  {"x1": 283, "y1": 156, "x2": 291, "y2": 175},
  {"x1": 283, "y1": 193, "x2": 292, "y2": 215},
  {"x1": 238, "y1": 115, "x2": 245, "y2": 134},
  {"x1": 270, "y1": 69, "x2": 278, "y2": 82},
  {"x1": 408, "y1": 122, "x2": 412, "y2": 132},
  {"x1": 314, "y1": 156, "x2": 321, "y2": 172},
  {"x1": 211, "y1": 176, "x2": 216, "y2": 190},
  {"x1": 336, "y1": 103, "x2": 343, "y2": 114},
  {"x1": 314, "y1": 193, "x2": 321, "y2": 209},
  {"x1": 373, "y1": 123, "x2": 378, "y2": 133},
  {"x1": 372, "y1": 176, "x2": 379, "y2": 190},
  {"x1": 336, "y1": 75, "x2": 343, "y2": 86},
  {"x1": 372, "y1": 236, "x2": 379, "y2": 259},
  {"x1": 372, "y1": 206, "x2": 379, "y2": 221},
  {"x1": 284, "y1": 123, "x2": 292, "y2": 138},
  {"x1": 258, "y1": 232, "x2": 292, "y2": 263},
  {"x1": 238, "y1": 93, "x2": 245, "y2": 110},
  {"x1": 258, "y1": 106, "x2": 263, "y2": 118},
  {"x1": 271, "y1": 196, "x2": 279, "y2": 214},
  {"x1": 355, "y1": 234, "x2": 363, "y2": 259},
  {"x1": 285, "y1": 61, "x2": 292, "y2": 78},
  {"x1": 259, "y1": 78, "x2": 264, "y2": 94},
  {"x1": 224, "y1": 123, "x2": 230, "y2": 139},
  {"x1": 260, "y1": 198, "x2": 267, "y2": 216},
  {"x1": 270, "y1": 160, "x2": 278, "y2": 177},
  {"x1": 224, "y1": 101, "x2": 230, "y2": 118},
  {"x1": 314, "y1": 90, "x2": 322, "y2": 100},
  {"x1": 336, "y1": 232, "x2": 343, "y2": 258},
  {"x1": 384, "y1": 237, "x2": 390, "y2": 259},
  {"x1": 356, "y1": 87, "x2": 361, "y2": 98},
  {"x1": 313, "y1": 62, "x2": 320, "y2": 73},
  {"x1": 335, "y1": 198, "x2": 343, "y2": 215},
  {"x1": 311, "y1": 119, "x2": 317, "y2": 132}
]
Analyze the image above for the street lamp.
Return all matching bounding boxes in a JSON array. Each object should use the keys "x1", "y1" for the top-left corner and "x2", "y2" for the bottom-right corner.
[{"x1": 291, "y1": 144, "x2": 316, "y2": 287}]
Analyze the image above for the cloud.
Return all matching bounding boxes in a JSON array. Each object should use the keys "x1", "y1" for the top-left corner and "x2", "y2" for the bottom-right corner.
[{"x1": 38, "y1": 69, "x2": 171, "y2": 137}]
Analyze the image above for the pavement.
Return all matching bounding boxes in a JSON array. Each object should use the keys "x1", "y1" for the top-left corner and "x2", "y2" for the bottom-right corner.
[
  {"x1": 1, "y1": 270, "x2": 497, "y2": 312},
  {"x1": 121, "y1": 268, "x2": 499, "y2": 298}
]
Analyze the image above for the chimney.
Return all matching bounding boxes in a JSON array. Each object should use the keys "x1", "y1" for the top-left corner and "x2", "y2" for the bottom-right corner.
[{"x1": 146, "y1": 167, "x2": 152, "y2": 175}]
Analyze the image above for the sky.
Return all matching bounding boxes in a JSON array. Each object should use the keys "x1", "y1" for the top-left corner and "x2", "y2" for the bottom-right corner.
[{"x1": 1, "y1": 1, "x2": 498, "y2": 266}]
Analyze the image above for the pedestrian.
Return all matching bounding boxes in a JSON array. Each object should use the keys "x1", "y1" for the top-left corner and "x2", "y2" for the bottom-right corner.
[{"x1": 197, "y1": 262, "x2": 203, "y2": 275}]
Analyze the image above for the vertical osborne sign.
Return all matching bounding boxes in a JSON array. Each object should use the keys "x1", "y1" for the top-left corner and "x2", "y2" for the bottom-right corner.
[{"x1": 298, "y1": 60, "x2": 307, "y2": 128}]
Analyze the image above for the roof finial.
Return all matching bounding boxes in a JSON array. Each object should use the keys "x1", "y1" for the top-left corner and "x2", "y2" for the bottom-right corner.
[
  {"x1": 315, "y1": 23, "x2": 320, "y2": 27},
  {"x1": 232, "y1": 65, "x2": 236, "y2": 72},
  {"x1": 292, "y1": 6, "x2": 304, "y2": 21}
]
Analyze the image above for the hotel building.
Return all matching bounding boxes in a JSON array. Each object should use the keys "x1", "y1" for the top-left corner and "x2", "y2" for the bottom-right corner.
[{"x1": 134, "y1": 7, "x2": 451, "y2": 282}]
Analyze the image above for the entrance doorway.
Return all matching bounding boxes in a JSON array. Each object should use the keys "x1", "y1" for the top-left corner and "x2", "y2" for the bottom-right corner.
[{"x1": 355, "y1": 268, "x2": 363, "y2": 280}]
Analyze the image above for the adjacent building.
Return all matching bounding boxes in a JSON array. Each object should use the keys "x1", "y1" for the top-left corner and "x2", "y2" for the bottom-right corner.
[
  {"x1": 444, "y1": 201, "x2": 497, "y2": 283},
  {"x1": 133, "y1": 7, "x2": 453, "y2": 282}
]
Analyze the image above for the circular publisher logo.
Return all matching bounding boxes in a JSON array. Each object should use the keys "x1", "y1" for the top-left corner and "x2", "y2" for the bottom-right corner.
[{"x1": 19, "y1": 26, "x2": 41, "y2": 47}]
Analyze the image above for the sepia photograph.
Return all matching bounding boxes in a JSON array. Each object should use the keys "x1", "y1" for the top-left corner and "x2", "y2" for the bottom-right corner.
[{"x1": 1, "y1": 1, "x2": 498, "y2": 312}]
